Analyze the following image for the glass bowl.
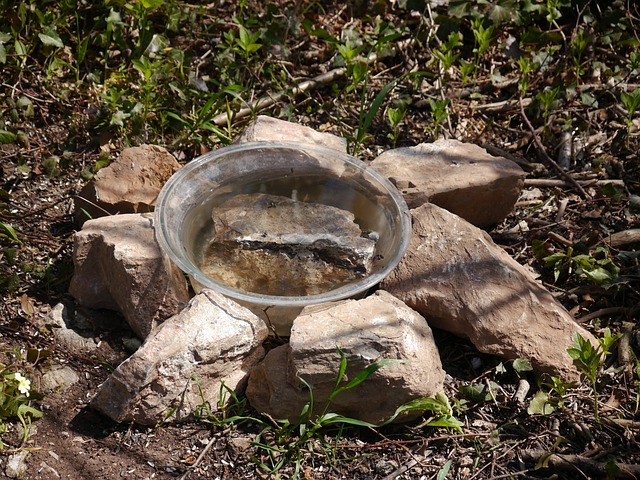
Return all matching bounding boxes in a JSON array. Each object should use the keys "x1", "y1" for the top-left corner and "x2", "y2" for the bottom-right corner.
[{"x1": 154, "y1": 141, "x2": 411, "y2": 334}]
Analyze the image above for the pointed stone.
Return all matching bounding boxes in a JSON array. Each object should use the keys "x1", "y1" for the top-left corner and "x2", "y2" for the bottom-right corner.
[
  {"x1": 91, "y1": 290, "x2": 268, "y2": 425},
  {"x1": 69, "y1": 213, "x2": 189, "y2": 339},
  {"x1": 381, "y1": 203, "x2": 597, "y2": 382},
  {"x1": 371, "y1": 139, "x2": 525, "y2": 228},
  {"x1": 246, "y1": 290, "x2": 445, "y2": 425},
  {"x1": 235, "y1": 115, "x2": 347, "y2": 152}
]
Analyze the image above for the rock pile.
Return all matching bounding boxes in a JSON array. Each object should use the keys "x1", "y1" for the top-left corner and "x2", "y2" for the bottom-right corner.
[{"x1": 57, "y1": 115, "x2": 597, "y2": 426}]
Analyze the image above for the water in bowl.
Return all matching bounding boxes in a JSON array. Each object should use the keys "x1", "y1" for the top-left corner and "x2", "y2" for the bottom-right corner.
[{"x1": 183, "y1": 172, "x2": 399, "y2": 298}]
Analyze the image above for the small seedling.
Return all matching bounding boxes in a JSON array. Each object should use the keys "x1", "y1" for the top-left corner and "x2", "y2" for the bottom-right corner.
[
  {"x1": 386, "y1": 103, "x2": 406, "y2": 147},
  {"x1": 427, "y1": 98, "x2": 450, "y2": 139},
  {"x1": 542, "y1": 245, "x2": 620, "y2": 286},
  {"x1": 620, "y1": 88, "x2": 640, "y2": 148},
  {"x1": 567, "y1": 329, "x2": 622, "y2": 422}
]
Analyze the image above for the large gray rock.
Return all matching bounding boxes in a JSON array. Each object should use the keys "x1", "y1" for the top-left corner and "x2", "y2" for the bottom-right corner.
[
  {"x1": 235, "y1": 115, "x2": 347, "y2": 152},
  {"x1": 370, "y1": 139, "x2": 525, "y2": 228},
  {"x1": 75, "y1": 144, "x2": 181, "y2": 224},
  {"x1": 246, "y1": 290, "x2": 445, "y2": 425},
  {"x1": 91, "y1": 290, "x2": 268, "y2": 425},
  {"x1": 381, "y1": 203, "x2": 597, "y2": 382},
  {"x1": 69, "y1": 213, "x2": 189, "y2": 339}
]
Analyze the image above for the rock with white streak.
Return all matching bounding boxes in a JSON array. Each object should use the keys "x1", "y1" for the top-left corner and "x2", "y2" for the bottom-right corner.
[
  {"x1": 246, "y1": 290, "x2": 445, "y2": 425},
  {"x1": 69, "y1": 213, "x2": 189, "y2": 339},
  {"x1": 91, "y1": 289, "x2": 268, "y2": 425},
  {"x1": 235, "y1": 115, "x2": 347, "y2": 152},
  {"x1": 381, "y1": 203, "x2": 598, "y2": 382},
  {"x1": 370, "y1": 139, "x2": 525, "y2": 228}
]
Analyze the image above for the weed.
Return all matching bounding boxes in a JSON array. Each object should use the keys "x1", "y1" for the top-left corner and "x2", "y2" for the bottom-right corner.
[
  {"x1": 540, "y1": 245, "x2": 620, "y2": 286},
  {"x1": 427, "y1": 98, "x2": 450, "y2": 139},
  {"x1": 567, "y1": 329, "x2": 622, "y2": 422},
  {"x1": 620, "y1": 88, "x2": 640, "y2": 148},
  {"x1": 386, "y1": 102, "x2": 407, "y2": 147},
  {"x1": 470, "y1": 18, "x2": 494, "y2": 81}
]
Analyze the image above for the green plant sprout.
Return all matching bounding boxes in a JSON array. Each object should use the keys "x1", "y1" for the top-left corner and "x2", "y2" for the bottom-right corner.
[
  {"x1": 470, "y1": 18, "x2": 494, "y2": 81},
  {"x1": 528, "y1": 375, "x2": 578, "y2": 415},
  {"x1": 542, "y1": 245, "x2": 620, "y2": 285},
  {"x1": 536, "y1": 85, "x2": 561, "y2": 127},
  {"x1": 571, "y1": 28, "x2": 588, "y2": 81},
  {"x1": 427, "y1": 98, "x2": 450, "y2": 139},
  {"x1": 567, "y1": 329, "x2": 622, "y2": 422},
  {"x1": 518, "y1": 56, "x2": 536, "y2": 95},
  {"x1": 433, "y1": 32, "x2": 462, "y2": 75},
  {"x1": 386, "y1": 103, "x2": 407, "y2": 147},
  {"x1": 620, "y1": 88, "x2": 640, "y2": 148}
]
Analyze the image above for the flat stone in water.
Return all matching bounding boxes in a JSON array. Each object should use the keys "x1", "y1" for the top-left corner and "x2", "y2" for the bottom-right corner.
[{"x1": 201, "y1": 193, "x2": 377, "y2": 296}]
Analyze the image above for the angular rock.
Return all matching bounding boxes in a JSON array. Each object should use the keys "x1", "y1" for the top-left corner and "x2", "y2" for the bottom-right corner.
[
  {"x1": 40, "y1": 366, "x2": 80, "y2": 393},
  {"x1": 246, "y1": 290, "x2": 445, "y2": 425},
  {"x1": 370, "y1": 139, "x2": 525, "y2": 228},
  {"x1": 235, "y1": 115, "x2": 347, "y2": 152},
  {"x1": 69, "y1": 213, "x2": 189, "y2": 339},
  {"x1": 75, "y1": 144, "x2": 181, "y2": 224},
  {"x1": 202, "y1": 193, "x2": 376, "y2": 296},
  {"x1": 381, "y1": 203, "x2": 597, "y2": 382},
  {"x1": 5, "y1": 450, "x2": 29, "y2": 479},
  {"x1": 41, "y1": 303, "x2": 100, "y2": 354},
  {"x1": 90, "y1": 290, "x2": 268, "y2": 425}
]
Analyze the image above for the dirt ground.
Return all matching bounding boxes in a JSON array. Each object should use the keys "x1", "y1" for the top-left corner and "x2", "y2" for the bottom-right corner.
[{"x1": 2, "y1": 1, "x2": 640, "y2": 478}]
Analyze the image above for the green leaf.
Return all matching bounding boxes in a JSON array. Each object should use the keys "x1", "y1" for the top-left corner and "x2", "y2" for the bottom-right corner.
[
  {"x1": 318, "y1": 413, "x2": 377, "y2": 428},
  {"x1": 332, "y1": 358, "x2": 402, "y2": 399},
  {"x1": 459, "y1": 384, "x2": 489, "y2": 403},
  {"x1": 17, "y1": 403, "x2": 43, "y2": 419},
  {"x1": 527, "y1": 390, "x2": 555, "y2": 415},
  {"x1": 0, "y1": 130, "x2": 17, "y2": 144},
  {"x1": 426, "y1": 415, "x2": 464, "y2": 432},
  {"x1": 0, "y1": 222, "x2": 21, "y2": 244},
  {"x1": 38, "y1": 32, "x2": 64, "y2": 49},
  {"x1": 513, "y1": 358, "x2": 533, "y2": 373},
  {"x1": 436, "y1": 459, "x2": 453, "y2": 480},
  {"x1": 355, "y1": 79, "x2": 397, "y2": 146},
  {"x1": 0, "y1": 44, "x2": 5, "y2": 64}
]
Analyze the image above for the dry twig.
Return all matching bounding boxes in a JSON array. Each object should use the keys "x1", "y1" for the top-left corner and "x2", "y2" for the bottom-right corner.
[
  {"x1": 522, "y1": 449, "x2": 640, "y2": 478},
  {"x1": 519, "y1": 97, "x2": 591, "y2": 198}
]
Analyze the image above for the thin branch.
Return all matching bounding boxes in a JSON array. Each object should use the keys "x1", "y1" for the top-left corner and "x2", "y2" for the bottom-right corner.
[
  {"x1": 212, "y1": 39, "x2": 415, "y2": 127},
  {"x1": 522, "y1": 449, "x2": 640, "y2": 478},
  {"x1": 519, "y1": 97, "x2": 591, "y2": 198}
]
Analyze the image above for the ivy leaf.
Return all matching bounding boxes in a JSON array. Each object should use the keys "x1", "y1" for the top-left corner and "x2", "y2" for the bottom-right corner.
[
  {"x1": 38, "y1": 32, "x2": 64, "y2": 49},
  {"x1": 513, "y1": 358, "x2": 533, "y2": 374},
  {"x1": 527, "y1": 391, "x2": 555, "y2": 415}
]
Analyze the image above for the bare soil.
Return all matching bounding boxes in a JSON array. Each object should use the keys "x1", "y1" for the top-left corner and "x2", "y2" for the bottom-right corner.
[{"x1": 1, "y1": 1, "x2": 640, "y2": 479}]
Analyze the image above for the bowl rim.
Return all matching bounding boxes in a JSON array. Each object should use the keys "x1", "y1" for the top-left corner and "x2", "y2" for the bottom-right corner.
[{"x1": 154, "y1": 141, "x2": 411, "y2": 307}]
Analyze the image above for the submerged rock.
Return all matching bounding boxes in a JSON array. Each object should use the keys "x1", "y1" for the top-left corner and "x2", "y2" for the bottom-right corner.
[{"x1": 201, "y1": 193, "x2": 376, "y2": 296}]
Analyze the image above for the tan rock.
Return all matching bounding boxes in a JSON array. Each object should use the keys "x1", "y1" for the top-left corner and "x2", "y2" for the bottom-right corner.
[
  {"x1": 75, "y1": 144, "x2": 181, "y2": 224},
  {"x1": 370, "y1": 139, "x2": 525, "y2": 228},
  {"x1": 381, "y1": 203, "x2": 597, "y2": 382},
  {"x1": 69, "y1": 213, "x2": 189, "y2": 339},
  {"x1": 91, "y1": 290, "x2": 268, "y2": 425},
  {"x1": 246, "y1": 290, "x2": 445, "y2": 425},
  {"x1": 234, "y1": 115, "x2": 347, "y2": 152}
]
